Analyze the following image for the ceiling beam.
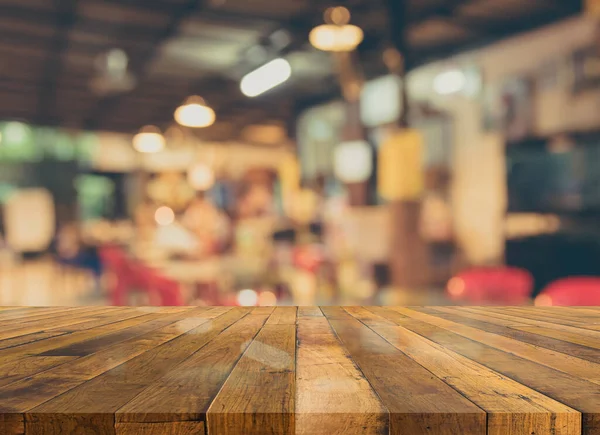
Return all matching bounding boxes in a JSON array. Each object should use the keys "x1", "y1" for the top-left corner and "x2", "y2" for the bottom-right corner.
[
  {"x1": 35, "y1": 0, "x2": 79, "y2": 125},
  {"x1": 82, "y1": 0, "x2": 210, "y2": 130}
]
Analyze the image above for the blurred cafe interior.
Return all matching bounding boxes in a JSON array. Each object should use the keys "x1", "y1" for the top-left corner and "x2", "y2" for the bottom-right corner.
[{"x1": 0, "y1": 0, "x2": 598, "y2": 307}]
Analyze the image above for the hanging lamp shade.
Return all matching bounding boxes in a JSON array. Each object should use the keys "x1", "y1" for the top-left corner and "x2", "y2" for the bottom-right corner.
[
  {"x1": 378, "y1": 129, "x2": 424, "y2": 200},
  {"x1": 333, "y1": 140, "x2": 372, "y2": 183},
  {"x1": 174, "y1": 96, "x2": 216, "y2": 128},
  {"x1": 132, "y1": 125, "x2": 165, "y2": 154},
  {"x1": 309, "y1": 6, "x2": 364, "y2": 52}
]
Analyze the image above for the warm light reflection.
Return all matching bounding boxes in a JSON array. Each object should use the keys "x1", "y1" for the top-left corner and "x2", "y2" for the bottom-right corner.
[
  {"x1": 174, "y1": 96, "x2": 216, "y2": 128},
  {"x1": 309, "y1": 24, "x2": 364, "y2": 52},
  {"x1": 447, "y1": 277, "x2": 466, "y2": 298},
  {"x1": 154, "y1": 206, "x2": 175, "y2": 226},
  {"x1": 132, "y1": 126, "x2": 165, "y2": 153},
  {"x1": 237, "y1": 289, "x2": 259, "y2": 306},
  {"x1": 187, "y1": 163, "x2": 215, "y2": 191},
  {"x1": 309, "y1": 6, "x2": 363, "y2": 52},
  {"x1": 240, "y1": 58, "x2": 292, "y2": 97}
]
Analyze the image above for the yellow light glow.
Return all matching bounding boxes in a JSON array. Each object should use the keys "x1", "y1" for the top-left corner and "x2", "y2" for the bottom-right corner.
[
  {"x1": 447, "y1": 277, "x2": 465, "y2": 298},
  {"x1": 188, "y1": 163, "x2": 215, "y2": 191},
  {"x1": 237, "y1": 289, "x2": 258, "y2": 306},
  {"x1": 154, "y1": 206, "x2": 175, "y2": 226},
  {"x1": 309, "y1": 24, "x2": 364, "y2": 52},
  {"x1": 258, "y1": 290, "x2": 277, "y2": 306},
  {"x1": 174, "y1": 96, "x2": 216, "y2": 128},
  {"x1": 378, "y1": 129, "x2": 424, "y2": 200},
  {"x1": 132, "y1": 126, "x2": 165, "y2": 153},
  {"x1": 240, "y1": 58, "x2": 292, "y2": 97}
]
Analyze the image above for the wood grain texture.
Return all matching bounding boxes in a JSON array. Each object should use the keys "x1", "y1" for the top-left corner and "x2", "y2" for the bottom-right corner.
[
  {"x1": 321, "y1": 306, "x2": 486, "y2": 435},
  {"x1": 207, "y1": 324, "x2": 296, "y2": 434},
  {"x1": 347, "y1": 307, "x2": 580, "y2": 435},
  {"x1": 295, "y1": 313, "x2": 388, "y2": 435},
  {"x1": 0, "y1": 306, "x2": 597, "y2": 434}
]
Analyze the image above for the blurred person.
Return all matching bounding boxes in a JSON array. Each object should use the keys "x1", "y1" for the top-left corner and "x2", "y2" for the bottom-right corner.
[
  {"x1": 54, "y1": 221, "x2": 103, "y2": 296},
  {"x1": 183, "y1": 192, "x2": 231, "y2": 257},
  {"x1": 134, "y1": 196, "x2": 157, "y2": 242}
]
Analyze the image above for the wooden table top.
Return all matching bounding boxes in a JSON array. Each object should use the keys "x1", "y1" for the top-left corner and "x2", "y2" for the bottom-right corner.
[{"x1": 0, "y1": 306, "x2": 599, "y2": 435}]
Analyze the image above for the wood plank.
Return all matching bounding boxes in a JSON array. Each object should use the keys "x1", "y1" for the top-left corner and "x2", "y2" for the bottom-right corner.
[
  {"x1": 0, "y1": 309, "x2": 231, "y2": 413},
  {"x1": 0, "y1": 331, "x2": 68, "y2": 351},
  {"x1": 459, "y1": 306, "x2": 600, "y2": 336},
  {"x1": 512, "y1": 325, "x2": 600, "y2": 350},
  {"x1": 0, "y1": 307, "x2": 100, "y2": 325},
  {"x1": 207, "y1": 324, "x2": 296, "y2": 434},
  {"x1": 398, "y1": 307, "x2": 600, "y2": 384},
  {"x1": 25, "y1": 414, "x2": 114, "y2": 435},
  {"x1": 115, "y1": 421, "x2": 206, "y2": 435},
  {"x1": 252, "y1": 306, "x2": 276, "y2": 315},
  {"x1": 455, "y1": 306, "x2": 600, "y2": 332},
  {"x1": 0, "y1": 356, "x2": 77, "y2": 388},
  {"x1": 22, "y1": 308, "x2": 251, "y2": 433},
  {"x1": 367, "y1": 306, "x2": 600, "y2": 434},
  {"x1": 346, "y1": 307, "x2": 580, "y2": 435},
  {"x1": 446, "y1": 307, "x2": 600, "y2": 348},
  {"x1": 0, "y1": 311, "x2": 188, "y2": 362},
  {"x1": 0, "y1": 307, "x2": 84, "y2": 321},
  {"x1": 434, "y1": 307, "x2": 600, "y2": 362},
  {"x1": 266, "y1": 306, "x2": 297, "y2": 325},
  {"x1": 320, "y1": 306, "x2": 486, "y2": 435},
  {"x1": 298, "y1": 306, "x2": 323, "y2": 317},
  {"x1": 116, "y1": 310, "x2": 269, "y2": 424},
  {"x1": 50, "y1": 309, "x2": 157, "y2": 333},
  {"x1": 507, "y1": 307, "x2": 600, "y2": 322},
  {"x1": 481, "y1": 307, "x2": 598, "y2": 328},
  {"x1": 294, "y1": 314, "x2": 388, "y2": 435},
  {"x1": 0, "y1": 307, "x2": 118, "y2": 340},
  {"x1": 0, "y1": 414, "x2": 23, "y2": 435}
]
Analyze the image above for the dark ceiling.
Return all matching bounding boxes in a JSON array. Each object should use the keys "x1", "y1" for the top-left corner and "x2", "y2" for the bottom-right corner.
[{"x1": 0, "y1": 0, "x2": 583, "y2": 141}]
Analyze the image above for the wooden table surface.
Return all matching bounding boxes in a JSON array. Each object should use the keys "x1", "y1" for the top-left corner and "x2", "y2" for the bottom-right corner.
[{"x1": 0, "y1": 306, "x2": 599, "y2": 435}]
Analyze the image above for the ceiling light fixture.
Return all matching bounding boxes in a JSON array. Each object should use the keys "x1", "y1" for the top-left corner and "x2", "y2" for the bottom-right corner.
[
  {"x1": 240, "y1": 58, "x2": 292, "y2": 97},
  {"x1": 132, "y1": 126, "x2": 165, "y2": 153},
  {"x1": 309, "y1": 6, "x2": 364, "y2": 52},
  {"x1": 174, "y1": 96, "x2": 216, "y2": 128}
]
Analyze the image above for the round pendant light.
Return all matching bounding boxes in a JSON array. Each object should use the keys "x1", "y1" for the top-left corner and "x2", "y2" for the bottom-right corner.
[
  {"x1": 309, "y1": 6, "x2": 363, "y2": 52},
  {"x1": 174, "y1": 96, "x2": 216, "y2": 128},
  {"x1": 132, "y1": 125, "x2": 165, "y2": 153},
  {"x1": 333, "y1": 140, "x2": 373, "y2": 183}
]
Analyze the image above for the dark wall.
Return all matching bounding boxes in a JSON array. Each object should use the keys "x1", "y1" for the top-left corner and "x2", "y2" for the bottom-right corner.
[{"x1": 506, "y1": 234, "x2": 600, "y2": 296}]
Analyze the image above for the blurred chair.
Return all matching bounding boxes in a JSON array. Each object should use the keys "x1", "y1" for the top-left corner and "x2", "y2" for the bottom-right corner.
[
  {"x1": 98, "y1": 246, "x2": 133, "y2": 305},
  {"x1": 535, "y1": 277, "x2": 600, "y2": 306},
  {"x1": 132, "y1": 263, "x2": 183, "y2": 306},
  {"x1": 447, "y1": 267, "x2": 533, "y2": 305},
  {"x1": 99, "y1": 247, "x2": 184, "y2": 306}
]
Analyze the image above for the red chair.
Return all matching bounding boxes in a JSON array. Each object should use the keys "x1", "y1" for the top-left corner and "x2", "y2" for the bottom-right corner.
[
  {"x1": 99, "y1": 246, "x2": 134, "y2": 305},
  {"x1": 447, "y1": 267, "x2": 533, "y2": 305},
  {"x1": 535, "y1": 277, "x2": 600, "y2": 306},
  {"x1": 130, "y1": 262, "x2": 183, "y2": 306}
]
